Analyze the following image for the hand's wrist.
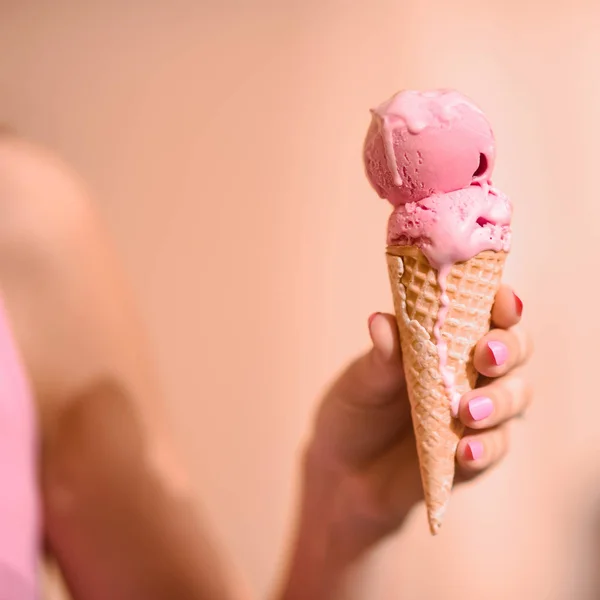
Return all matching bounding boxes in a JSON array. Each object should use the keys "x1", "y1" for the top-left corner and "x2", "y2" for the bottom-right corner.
[{"x1": 275, "y1": 447, "x2": 365, "y2": 600}]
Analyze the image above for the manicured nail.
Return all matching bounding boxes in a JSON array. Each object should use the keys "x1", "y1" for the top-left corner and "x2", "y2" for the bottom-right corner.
[
  {"x1": 368, "y1": 312, "x2": 380, "y2": 329},
  {"x1": 466, "y1": 440, "x2": 484, "y2": 461},
  {"x1": 487, "y1": 341, "x2": 508, "y2": 366},
  {"x1": 468, "y1": 396, "x2": 494, "y2": 421},
  {"x1": 513, "y1": 292, "x2": 523, "y2": 317}
]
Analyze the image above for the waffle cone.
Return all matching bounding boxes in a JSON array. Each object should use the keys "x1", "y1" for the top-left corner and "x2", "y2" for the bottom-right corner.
[{"x1": 386, "y1": 246, "x2": 506, "y2": 534}]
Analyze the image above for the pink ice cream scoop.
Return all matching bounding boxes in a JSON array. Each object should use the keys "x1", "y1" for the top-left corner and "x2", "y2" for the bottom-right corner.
[
  {"x1": 363, "y1": 89, "x2": 496, "y2": 206},
  {"x1": 363, "y1": 88, "x2": 511, "y2": 270},
  {"x1": 386, "y1": 185, "x2": 511, "y2": 270}
]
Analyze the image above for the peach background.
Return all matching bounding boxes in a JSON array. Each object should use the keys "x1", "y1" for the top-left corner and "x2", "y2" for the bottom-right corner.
[{"x1": 1, "y1": 1, "x2": 600, "y2": 598}]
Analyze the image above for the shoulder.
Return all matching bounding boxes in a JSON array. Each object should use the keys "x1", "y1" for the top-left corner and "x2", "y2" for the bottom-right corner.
[
  {"x1": 0, "y1": 135, "x2": 143, "y2": 423},
  {"x1": 0, "y1": 134, "x2": 99, "y2": 261}
]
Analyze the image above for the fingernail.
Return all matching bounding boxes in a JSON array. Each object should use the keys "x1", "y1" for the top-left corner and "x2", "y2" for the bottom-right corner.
[
  {"x1": 368, "y1": 312, "x2": 380, "y2": 329},
  {"x1": 468, "y1": 396, "x2": 494, "y2": 421},
  {"x1": 487, "y1": 341, "x2": 508, "y2": 366},
  {"x1": 513, "y1": 292, "x2": 523, "y2": 317},
  {"x1": 466, "y1": 440, "x2": 484, "y2": 461}
]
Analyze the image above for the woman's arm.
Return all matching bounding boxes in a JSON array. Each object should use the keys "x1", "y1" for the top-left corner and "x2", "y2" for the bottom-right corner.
[
  {"x1": 0, "y1": 136, "x2": 248, "y2": 600},
  {"x1": 275, "y1": 301, "x2": 531, "y2": 600}
]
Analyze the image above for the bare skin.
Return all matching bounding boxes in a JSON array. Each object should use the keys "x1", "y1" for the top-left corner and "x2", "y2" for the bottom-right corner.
[
  {"x1": 0, "y1": 134, "x2": 532, "y2": 600},
  {"x1": 0, "y1": 136, "x2": 247, "y2": 599}
]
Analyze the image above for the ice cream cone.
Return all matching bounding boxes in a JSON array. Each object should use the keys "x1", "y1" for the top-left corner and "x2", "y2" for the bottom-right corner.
[{"x1": 386, "y1": 245, "x2": 506, "y2": 534}]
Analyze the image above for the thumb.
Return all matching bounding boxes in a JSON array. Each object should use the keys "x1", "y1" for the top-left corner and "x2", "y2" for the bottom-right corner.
[
  {"x1": 311, "y1": 313, "x2": 410, "y2": 467},
  {"x1": 346, "y1": 312, "x2": 406, "y2": 406}
]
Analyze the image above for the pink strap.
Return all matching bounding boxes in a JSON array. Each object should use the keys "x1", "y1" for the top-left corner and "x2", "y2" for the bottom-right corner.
[
  {"x1": 0, "y1": 298, "x2": 40, "y2": 599},
  {"x1": 0, "y1": 565, "x2": 36, "y2": 600}
]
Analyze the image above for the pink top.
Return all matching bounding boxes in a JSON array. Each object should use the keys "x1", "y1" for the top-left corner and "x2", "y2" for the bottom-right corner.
[{"x1": 0, "y1": 298, "x2": 40, "y2": 599}]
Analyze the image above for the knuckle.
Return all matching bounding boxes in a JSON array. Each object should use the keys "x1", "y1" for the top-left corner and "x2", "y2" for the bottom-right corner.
[
  {"x1": 497, "y1": 374, "x2": 530, "y2": 419},
  {"x1": 490, "y1": 377, "x2": 516, "y2": 419},
  {"x1": 491, "y1": 427, "x2": 510, "y2": 463},
  {"x1": 506, "y1": 374, "x2": 534, "y2": 416},
  {"x1": 512, "y1": 324, "x2": 533, "y2": 364},
  {"x1": 523, "y1": 330, "x2": 534, "y2": 361},
  {"x1": 523, "y1": 380, "x2": 535, "y2": 410},
  {"x1": 502, "y1": 379, "x2": 518, "y2": 417},
  {"x1": 500, "y1": 425, "x2": 511, "y2": 457},
  {"x1": 510, "y1": 377, "x2": 527, "y2": 415},
  {"x1": 506, "y1": 328, "x2": 523, "y2": 364}
]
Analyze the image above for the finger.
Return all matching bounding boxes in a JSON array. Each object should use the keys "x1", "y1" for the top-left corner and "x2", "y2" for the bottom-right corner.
[
  {"x1": 491, "y1": 284, "x2": 523, "y2": 329},
  {"x1": 473, "y1": 325, "x2": 532, "y2": 378},
  {"x1": 458, "y1": 371, "x2": 534, "y2": 429},
  {"x1": 456, "y1": 425, "x2": 510, "y2": 477}
]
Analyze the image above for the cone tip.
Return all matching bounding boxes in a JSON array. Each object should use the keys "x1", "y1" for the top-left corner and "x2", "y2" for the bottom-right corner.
[
  {"x1": 429, "y1": 519, "x2": 442, "y2": 536},
  {"x1": 427, "y1": 506, "x2": 446, "y2": 535}
]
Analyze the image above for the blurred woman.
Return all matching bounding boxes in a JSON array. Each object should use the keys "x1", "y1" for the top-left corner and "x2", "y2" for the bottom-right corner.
[{"x1": 0, "y1": 132, "x2": 531, "y2": 599}]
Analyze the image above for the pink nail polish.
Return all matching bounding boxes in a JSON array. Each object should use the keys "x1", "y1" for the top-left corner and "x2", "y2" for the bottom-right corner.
[
  {"x1": 514, "y1": 292, "x2": 523, "y2": 317},
  {"x1": 466, "y1": 440, "x2": 484, "y2": 461},
  {"x1": 487, "y1": 341, "x2": 508, "y2": 366},
  {"x1": 368, "y1": 313, "x2": 380, "y2": 329},
  {"x1": 468, "y1": 396, "x2": 494, "y2": 421}
]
